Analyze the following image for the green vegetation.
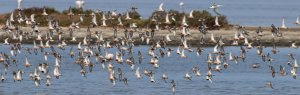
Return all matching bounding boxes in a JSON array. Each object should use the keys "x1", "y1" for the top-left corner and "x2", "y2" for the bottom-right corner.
[{"x1": 0, "y1": 7, "x2": 229, "y2": 29}]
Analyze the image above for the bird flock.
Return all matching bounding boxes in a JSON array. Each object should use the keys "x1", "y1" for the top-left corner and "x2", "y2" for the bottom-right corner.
[{"x1": 0, "y1": 0, "x2": 299, "y2": 94}]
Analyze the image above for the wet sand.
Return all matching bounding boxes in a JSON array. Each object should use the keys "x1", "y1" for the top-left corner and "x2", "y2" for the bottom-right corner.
[{"x1": 1, "y1": 26, "x2": 300, "y2": 46}]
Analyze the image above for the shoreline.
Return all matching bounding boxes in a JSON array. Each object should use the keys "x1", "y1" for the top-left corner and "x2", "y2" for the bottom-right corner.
[{"x1": 1, "y1": 26, "x2": 300, "y2": 47}]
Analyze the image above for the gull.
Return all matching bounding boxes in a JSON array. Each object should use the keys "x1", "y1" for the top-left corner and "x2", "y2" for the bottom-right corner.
[
  {"x1": 210, "y1": 32, "x2": 217, "y2": 43},
  {"x1": 157, "y1": 2, "x2": 164, "y2": 12},
  {"x1": 165, "y1": 34, "x2": 172, "y2": 41},
  {"x1": 135, "y1": 67, "x2": 142, "y2": 79},
  {"x1": 80, "y1": 68, "x2": 87, "y2": 78},
  {"x1": 118, "y1": 16, "x2": 123, "y2": 26},
  {"x1": 54, "y1": 66, "x2": 61, "y2": 79},
  {"x1": 109, "y1": 70, "x2": 116, "y2": 86},
  {"x1": 105, "y1": 50, "x2": 114, "y2": 60},
  {"x1": 45, "y1": 40, "x2": 50, "y2": 48},
  {"x1": 130, "y1": 23, "x2": 137, "y2": 28},
  {"x1": 48, "y1": 20, "x2": 54, "y2": 30},
  {"x1": 102, "y1": 13, "x2": 107, "y2": 20},
  {"x1": 212, "y1": 44, "x2": 219, "y2": 53},
  {"x1": 36, "y1": 34, "x2": 42, "y2": 41},
  {"x1": 1, "y1": 73, "x2": 5, "y2": 82},
  {"x1": 30, "y1": 14, "x2": 35, "y2": 23},
  {"x1": 214, "y1": 64, "x2": 222, "y2": 72},
  {"x1": 294, "y1": 59, "x2": 299, "y2": 68},
  {"x1": 10, "y1": 12, "x2": 14, "y2": 22},
  {"x1": 162, "y1": 73, "x2": 168, "y2": 83},
  {"x1": 179, "y1": 0, "x2": 184, "y2": 8},
  {"x1": 206, "y1": 69, "x2": 213, "y2": 83},
  {"x1": 290, "y1": 41, "x2": 298, "y2": 48},
  {"x1": 280, "y1": 65, "x2": 287, "y2": 76},
  {"x1": 171, "y1": 80, "x2": 176, "y2": 94},
  {"x1": 75, "y1": 0, "x2": 85, "y2": 9},
  {"x1": 125, "y1": 11, "x2": 132, "y2": 20},
  {"x1": 214, "y1": 16, "x2": 221, "y2": 26},
  {"x1": 71, "y1": 37, "x2": 77, "y2": 42},
  {"x1": 265, "y1": 81, "x2": 274, "y2": 89},
  {"x1": 42, "y1": 7, "x2": 48, "y2": 16},
  {"x1": 214, "y1": 55, "x2": 221, "y2": 65},
  {"x1": 165, "y1": 13, "x2": 171, "y2": 24},
  {"x1": 281, "y1": 18, "x2": 287, "y2": 29},
  {"x1": 207, "y1": 53, "x2": 213, "y2": 64},
  {"x1": 150, "y1": 74, "x2": 155, "y2": 83},
  {"x1": 188, "y1": 10, "x2": 194, "y2": 18},
  {"x1": 180, "y1": 49, "x2": 187, "y2": 58},
  {"x1": 291, "y1": 67, "x2": 297, "y2": 79},
  {"x1": 92, "y1": 14, "x2": 98, "y2": 26},
  {"x1": 182, "y1": 16, "x2": 188, "y2": 26},
  {"x1": 184, "y1": 73, "x2": 192, "y2": 80},
  {"x1": 210, "y1": 2, "x2": 222, "y2": 9},
  {"x1": 210, "y1": 2, "x2": 222, "y2": 15},
  {"x1": 46, "y1": 77, "x2": 51, "y2": 86},
  {"x1": 68, "y1": 7, "x2": 74, "y2": 16},
  {"x1": 111, "y1": 10, "x2": 118, "y2": 17},
  {"x1": 79, "y1": 14, "x2": 84, "y2": 22},
  {"x1": 3, "y1": 38, "x2": 9, "y2": 45},
  {"x1": 24, "y1": 56, "x2": 31, "y2": 67},
  {"x1": 102, "y1": 20, "x2": 107, "y2": 27},
  {"x1": 295, "y1": 16, "x2": 300, "y2": 24},
  {"x1": 17, "y1": 0, "x2": 23, "y2": 10}
]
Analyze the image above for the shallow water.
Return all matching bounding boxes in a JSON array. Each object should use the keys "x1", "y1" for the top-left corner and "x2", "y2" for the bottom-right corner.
[
  {"x1": 0, "y1": 45, "x2": 299, "y2": 95},
  {"x1": 1, "y1": 0, "x2": 300, "y2": 27}
]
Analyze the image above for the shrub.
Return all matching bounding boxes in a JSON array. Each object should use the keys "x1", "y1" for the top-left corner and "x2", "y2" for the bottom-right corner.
[{"x1": 0, "y1": 7, "x2": 229, "y2": 30}]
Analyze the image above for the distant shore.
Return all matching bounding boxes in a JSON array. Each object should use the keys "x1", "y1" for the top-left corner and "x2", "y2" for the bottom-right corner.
[{"x1": 1, "y1": 26, "x2": 300, "y2": 47}]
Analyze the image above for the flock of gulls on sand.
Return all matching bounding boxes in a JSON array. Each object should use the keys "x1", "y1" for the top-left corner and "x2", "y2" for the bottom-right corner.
[{"x1": 0, "y1": 0, "x2": 299, "y2": 94}]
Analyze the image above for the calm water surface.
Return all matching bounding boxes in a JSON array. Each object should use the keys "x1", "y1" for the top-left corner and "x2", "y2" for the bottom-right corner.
[
  {"x1": 0, "y1": 45, "x2": 299, "y2": 95},
  {"x1": 1, "y1": 0, "x2": 300, "y2": 27}
]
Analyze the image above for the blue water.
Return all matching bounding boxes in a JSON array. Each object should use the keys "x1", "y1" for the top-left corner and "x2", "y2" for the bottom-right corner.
[
  {"x1": 0, "y1": 0, "x2": 300, "y2": 27},
  {"x1": 0, "y1": 45, "x2": 299, "y2": 95}
]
